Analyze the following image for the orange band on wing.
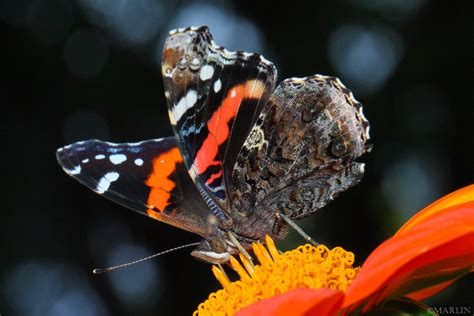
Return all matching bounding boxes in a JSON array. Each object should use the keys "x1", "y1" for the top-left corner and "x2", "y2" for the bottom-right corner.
[
  {"x1": 145, "y1": 147, "x2": 183, "y2": 213},
  {"x1": 194, "y1": 80, "x2": 265, "y2": 176},
  {"x1": 206, "y1": 169, "x2": 223, "y2": 185}
]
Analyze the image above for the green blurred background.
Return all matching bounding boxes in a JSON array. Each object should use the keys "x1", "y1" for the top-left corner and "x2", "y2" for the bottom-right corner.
[{"x1": 2, "y1": 0, "x2": 472, "y2": 315}]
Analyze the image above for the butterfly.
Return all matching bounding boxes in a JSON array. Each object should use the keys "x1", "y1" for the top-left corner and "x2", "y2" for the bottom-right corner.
[{"x1": 56, "y1": 26, "x2": 370, "y2": 264}]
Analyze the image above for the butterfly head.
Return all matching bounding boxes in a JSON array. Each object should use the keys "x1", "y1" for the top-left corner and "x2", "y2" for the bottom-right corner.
[{"x1": 191, "y1": 237, "x2": 233, "y2": 264}]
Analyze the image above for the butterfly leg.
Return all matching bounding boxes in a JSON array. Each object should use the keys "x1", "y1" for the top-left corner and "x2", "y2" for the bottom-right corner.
[
  {"x1": 227, "y1": 231, "x2": 255, "y2": 268},
  {"x1": 277, "y1": 213, "x2": 319, "y2": 246}
]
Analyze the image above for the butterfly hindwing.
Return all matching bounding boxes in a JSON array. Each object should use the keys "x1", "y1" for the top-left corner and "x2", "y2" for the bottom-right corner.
[
  {"x1": 162, "y1": 26, "x2": 277, "y2": 211},
  {"x1": 230, "y1": 75, "x2": 370, "y2": 240},
  {"x1": 56, "y1": 138, "x2": 218, "y2": 237}
]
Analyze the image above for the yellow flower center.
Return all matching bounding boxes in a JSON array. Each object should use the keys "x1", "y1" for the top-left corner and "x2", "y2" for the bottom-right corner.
[{"x1": 194, "y1": 236, "x2": 359, "y2": 316}]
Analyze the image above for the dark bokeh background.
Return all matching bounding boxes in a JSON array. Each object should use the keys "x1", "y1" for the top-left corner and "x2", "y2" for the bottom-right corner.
[{"x1": 2, "y1": 1, "x2": 473, "y2": 315}]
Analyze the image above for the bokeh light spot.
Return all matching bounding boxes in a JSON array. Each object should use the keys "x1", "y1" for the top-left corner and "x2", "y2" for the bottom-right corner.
[
  {"x1": 328, "y1": 25, "x2": 403, "y2": 96},
  {"x1": 382, "y1": 154, "x2": 444, "y2": 223},
  {"x1": 80, "y1": 0, "x2": 167, "y2": 46},
  {"x1": 106, "y1": 244, "x2": 163, "y2": 307},
  {"x1": 3, "y1": 261, "x2": 108, "y2": 316}
]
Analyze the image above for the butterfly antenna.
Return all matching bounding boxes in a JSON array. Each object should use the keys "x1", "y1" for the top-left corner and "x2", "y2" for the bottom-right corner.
[
  {"x1": 92, "y1": 242, "x2": 200, "y2": 274},
  {"x1": 277, "y1": 213, "x2": 319, "y2": 246}
]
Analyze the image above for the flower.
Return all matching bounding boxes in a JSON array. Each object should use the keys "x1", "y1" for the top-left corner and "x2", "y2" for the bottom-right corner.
[
  {"x1": 194, "y1": 185, "x2": 474, "y2": 315},
  {"x1": 195, "y1": 237, "x2": 358, "y2": 316}
]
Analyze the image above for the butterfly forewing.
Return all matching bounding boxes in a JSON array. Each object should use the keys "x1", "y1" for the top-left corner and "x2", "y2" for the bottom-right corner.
[
  {"x1": 56, "y1": 138, "x2": 218, "y2": 237},
  {"x1": 162, "y1": 26, "x2": 277, "y2": 211}
]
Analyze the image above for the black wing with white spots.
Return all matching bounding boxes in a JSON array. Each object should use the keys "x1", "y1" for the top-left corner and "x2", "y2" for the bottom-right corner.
[{"x1": 56, "y1": 138, "x2": 219, "y2": 237}]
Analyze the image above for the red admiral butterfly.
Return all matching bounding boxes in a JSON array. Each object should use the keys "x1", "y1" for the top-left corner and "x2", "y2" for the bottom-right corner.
[{"x1": 57, "y1": 26, "x2": 370, "y2": 264}]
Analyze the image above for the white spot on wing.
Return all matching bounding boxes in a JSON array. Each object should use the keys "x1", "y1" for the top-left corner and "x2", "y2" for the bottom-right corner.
[
  {"x1": 172, "y1": 90, "x2": 197, "y2": 121},
  {"x1": 109, "y1": 154, "x2": 127, "y2": 165},
  {"x1": 67, "y1": 165, "x2": 81, "y2": 175},
  {"x1": 231, "y1": 89, "x2": 237, "y2": 98},
  {"x1": 95, "y1": 154, "x2": 105, "y2": 160},
  {"x1": 134, "y1": 158, "x2": 144, "y2": 166},
  {"x1": 96, "y1": 172, "x2": 120, "y2": 194},
  {"x1": 82, "y1": 158, "x2": 89, "y2": 164},
  {"x1": 168, "y1": 109, "x2": 177, "y2": 126},
  {"x1": 185, "y1": 91, "x2": 198, "y2": 110},
  {"x1": 199, "y1": 65, "x2": 214, "y2": 81},
  {"x1": 213, "y1": 79, "x2": 221, "y2": 93}
]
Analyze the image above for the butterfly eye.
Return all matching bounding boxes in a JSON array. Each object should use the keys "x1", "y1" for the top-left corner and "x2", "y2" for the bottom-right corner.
[{"x1": 209, "y1": 237, "x2": 227, "y2": 253}]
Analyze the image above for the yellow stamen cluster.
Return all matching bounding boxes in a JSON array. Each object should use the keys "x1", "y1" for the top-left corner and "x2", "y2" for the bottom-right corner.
[{"x1": 194, "y1": 236, "x2": 359, "y2": 316}]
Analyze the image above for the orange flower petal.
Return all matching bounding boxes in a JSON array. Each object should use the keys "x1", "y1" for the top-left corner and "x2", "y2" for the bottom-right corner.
[
  {"x1": 396, "y1": 185, "x2": 474, "y2": 236},
  {"x1": 376, "y1": 238, "x2": 473, "y2": 304},
  {"x1": 343, "y1": 204, "x2": 474, "y2": 309},
  {"x1": 407, "y1": 279, "x2": 456, "y2": 301},
  {"x1": 236, "y1": 288, "x2": 344, "y2": 316}
]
